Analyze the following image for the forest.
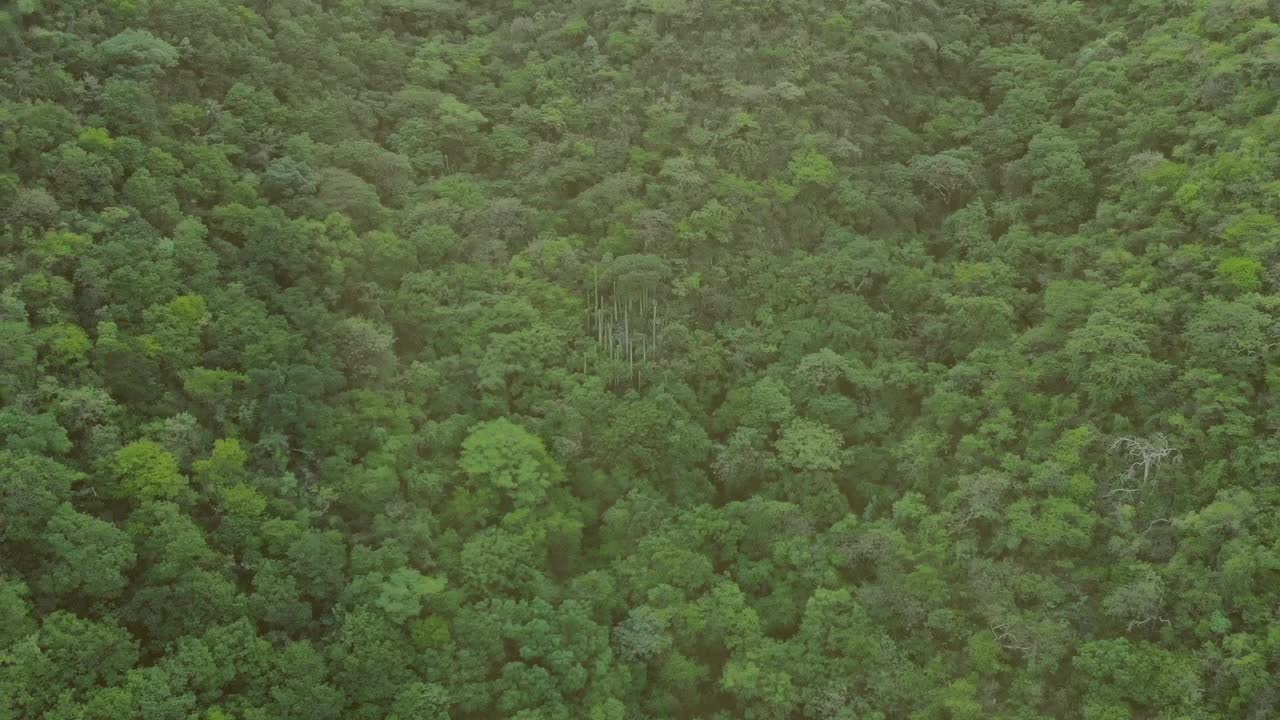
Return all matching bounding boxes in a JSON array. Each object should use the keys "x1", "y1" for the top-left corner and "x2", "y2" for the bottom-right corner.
[{"x1": 3, "y1": 0, "x2": 1280, "y2": 718}]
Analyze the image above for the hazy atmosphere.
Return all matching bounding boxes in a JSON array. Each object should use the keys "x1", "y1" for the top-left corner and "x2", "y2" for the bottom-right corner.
[{"x1": 3, "y1": 1, "x2": 1280, "y2": 718}]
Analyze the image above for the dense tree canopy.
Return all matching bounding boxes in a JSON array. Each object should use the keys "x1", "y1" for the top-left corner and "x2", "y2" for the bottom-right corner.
[{"x1": 4, "y1": 0, "x2": 1280, "y2": 718}]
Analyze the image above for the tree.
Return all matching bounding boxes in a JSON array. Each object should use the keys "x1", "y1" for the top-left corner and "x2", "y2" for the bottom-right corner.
[
  {"x1": 910, "y1": 148, "x2": 979, "y2": 201},
  {"x1": 126, "y1": 502, "x2": 213, "y2": 584},
  {"x1": 98, "y1": 78, "x2": 160, "y2": 136},
  {"x1": 1102, "y1": 564, "x2": 1169, "y2": 632},
  {"x1": 262, "y1": 157, "x2": 319, "y2": 201},
  {"x1": 775, "y1": 419, "x2": 843, "y2": 471},
  {"x1": 96, "y1": 30, "x2": 180, "y2": 70},
  {"x1": 459, "y1": 418, "x2": 564, "y2": 508},
  {"x1": 0, "y1": 577, "x2": 36, "y2": 649},
  {"x1": 286, "y1": 530, "x2": 348, "y2": 604},
  {"x1": 1004, "y1": 128, "x2": 1094, "y2": 230},
  {"x1": 38, "y1": 504, "x2": 136, "y2": 601},
  {"x1": 7, "y1": 187, "x2": 61, "y2": 229},
  {"x1": 327, "y1": 609, "x2": 418, "y2": 719},
  {"x1": 1183, "y1": 298, "x2": 1272, "y2": 377},
  {"x1": 317, "y1": 169, "x2": 384, "y2": 230},
  {"x1": 4, "y1": 611, "x2": 139, "y2": 716},
  {"x1": 267, "y1": 641, "x2": 345, "y2": 720},
  {"x1": 0, "y1": 452, "x2": 79, "y2": 544},
  {"x1": 1072, "y1": 639, "x2": 1200, "y2": 711},
  {"x1": 344, "y1": 566, "x2": 447, "y2": 625},
  {"x1": 1064, "y1": 311, "x2": 1170, "y2": 406},
  {"x1": 192, "y1": 438, "x2": 248, "y2": 492},
  {"x1": 142, "y1": 294, "x2": 210, "y2": 367},
  {"x1": 389, "y1": 682, "x2": 450, "y2": 720},
  {"x1": 332, "y1": 317, "x2": 396, "y2": 379},
  {"x1": 46, "y1": 143, "x2": 117, "y2": 208},
  {"x1": 112, "y1": 440, "x2": 186, "y2": 501},
  {"x1": 1216, "y1": 257, "x2": 1263, "y2": 293},
  {"x1": 248, "y1": 561, "x2": 313, "y2": 633},
  {"x1": 788, "y1": 148, "x2": 837, "y2": 188},
  {"x1": 458, "y1": 527, "x2": 546, "y2": 597},
  {"x1": 616, "y1": 605, "x2": 673, "y2": 662}
]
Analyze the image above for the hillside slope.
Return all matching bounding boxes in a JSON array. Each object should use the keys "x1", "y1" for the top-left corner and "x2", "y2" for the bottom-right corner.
[{"x1": 3, "y1": 1, "x2": 1280, "y2": 718}]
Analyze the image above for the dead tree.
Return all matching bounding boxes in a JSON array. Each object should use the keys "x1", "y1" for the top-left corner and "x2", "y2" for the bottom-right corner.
[{"x1": 1109, "y1": 433, "x2": 1182, "y2": 487}]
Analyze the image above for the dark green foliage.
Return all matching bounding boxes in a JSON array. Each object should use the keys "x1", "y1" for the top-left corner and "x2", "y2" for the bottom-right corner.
[{"x1": 3, "y1": 0, "x2": 1280, "y2": 718}]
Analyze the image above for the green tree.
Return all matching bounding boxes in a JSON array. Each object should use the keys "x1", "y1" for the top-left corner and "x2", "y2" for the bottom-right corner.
[
  {"x1": 775, "y1": 419, "x2": 843, "y2": 471},
  {"x1": 0, "y1": 452, "x2": 79, "y2": 544},
  {"x1": 459, "y1": 418, "x2": 564, "y2": 508},
  {"x1": 39, "y1": 504, "x2": 136, "y2": 601},
  {"x1": 389, "y1": 682, "x2": 450, "y2": 720},
  {"x1": 112, "y1": 440, "x2": 186, "y2": 501},
  {"x1": 1064, "y1": 311, "x2": 1170, "y2": 406}
]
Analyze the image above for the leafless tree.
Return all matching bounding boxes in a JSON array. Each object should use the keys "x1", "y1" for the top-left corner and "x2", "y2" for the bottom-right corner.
[
  {"x1": 1109, "y1": 434, "x2": 1181, "y2": 486},
  {"x1": 990, "y1": 622, "x2": 1032, "y2": 652},
  {"x1": 1127, "y1": 615, "x2": 1172, "y2": 633}
]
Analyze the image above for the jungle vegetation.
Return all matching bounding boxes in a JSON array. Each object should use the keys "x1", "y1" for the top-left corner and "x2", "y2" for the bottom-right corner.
[{"x1": 3, "y1": 0, "x2": 1280, "y2": 718}]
